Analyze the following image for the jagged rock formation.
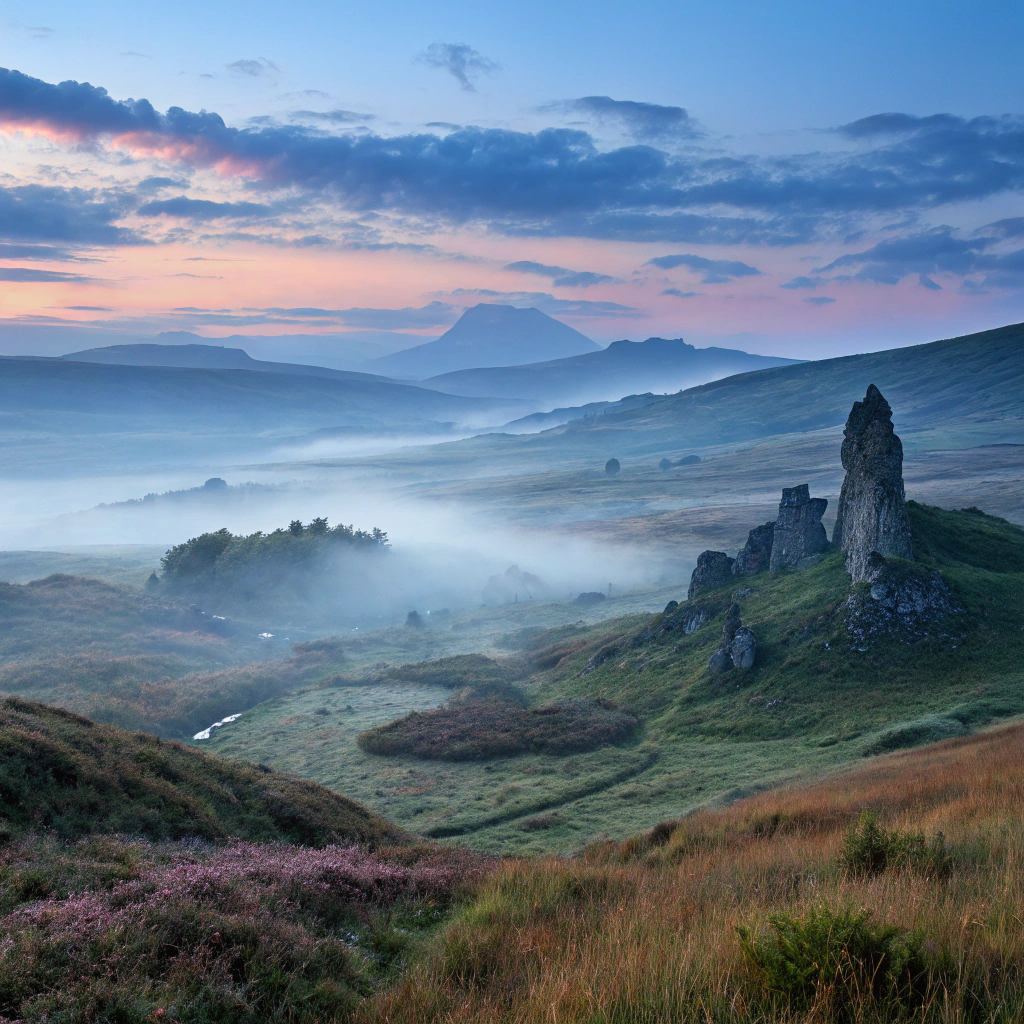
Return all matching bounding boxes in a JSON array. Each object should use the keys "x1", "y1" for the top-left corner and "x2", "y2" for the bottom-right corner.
[
  {"x1": 844, "y1": 552, "x2": 962, "y2": 647},
  {"x1": 769, "y1": 485, "x2": 829, "y2": 571},
  {"x1": 833, "y1": 384, "x2": 914, "y2": 582},
  {"x1": 688, "y1": 550, "x2": 735, "y2": 600},
  {"x1": 708, "y1": 603, "x2": 757, "y2": 672},
  {"x1": 733, "y1": 522, "x2": 775, "y2": 575}
]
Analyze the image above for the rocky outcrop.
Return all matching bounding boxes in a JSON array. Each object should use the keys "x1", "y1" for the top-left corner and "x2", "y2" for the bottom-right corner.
[
  {"x1": 708, "y1": 602, "x2": 757, "y2": 672},
  {"x1": 733, "y1": 522, "x2": 775, "y2": 575},
  {"x1": 769, "y1": 485, "x2": 829, "y2": 571},
  {"x1": 844, "y1": 552, "x2": 962, "y2": 648},
  {"x1": 833, "y1": 384, "x2": 913, "y2": 582},
  {"x1": 688, "y1": 550, "x2": 735, "y2": 600}
]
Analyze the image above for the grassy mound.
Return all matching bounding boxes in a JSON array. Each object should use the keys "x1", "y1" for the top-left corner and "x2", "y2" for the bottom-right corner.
[
  {"x1": 0, "y1": 697, "x2": 404, "y2": 846},
  {"x1": 358, "y1": 694, "x2": 638, "y2": 761}
]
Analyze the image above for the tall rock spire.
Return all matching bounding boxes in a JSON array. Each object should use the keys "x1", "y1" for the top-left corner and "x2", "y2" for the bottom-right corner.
[{"x1": 833, "y1": 384, "x2": 913, "y2": 581}]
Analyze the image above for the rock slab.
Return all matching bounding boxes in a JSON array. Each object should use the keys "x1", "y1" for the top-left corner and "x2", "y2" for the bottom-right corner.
[
  {"x1": 769, "y1": 484, "x2": 829, "y2": 571},
  {"x1": 833, "y1": 384, "x2": 913, "y2": 582},
  {"x1": 734, "y1": 522, "x2": 775, "y2": 575},
  {"x1": 708, "y1": 602, "x2": 757, "y2": 672},
  {"x1": 688, "y1": 550, "x2": 735, "y2": 600}
]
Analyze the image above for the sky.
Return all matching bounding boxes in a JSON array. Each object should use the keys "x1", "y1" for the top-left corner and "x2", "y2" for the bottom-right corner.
[{"x1": 1, "y1": 0, "x2": 1023, "y2": 360}]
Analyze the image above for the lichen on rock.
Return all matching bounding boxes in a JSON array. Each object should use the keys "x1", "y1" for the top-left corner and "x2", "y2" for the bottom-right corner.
[{"x1": 734, "y1": 521, "x2": 775, "y2": 575}]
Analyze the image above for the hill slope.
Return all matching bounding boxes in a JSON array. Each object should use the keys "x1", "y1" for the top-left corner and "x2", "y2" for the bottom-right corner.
[
  {"x1": 369, "y1": 304, "x2": 599, "y2": 378},
  {"x1": 424, "y1": 336, "x2": 801, "y2": 405},
  {"x1": 0, "y1": 696, "x2": 403, "y2": 845},
  {"x1": 545, "y1": 321, "x2": 1024, "y2": 453},
  {"x1": 208, "y1": 503, "x2": 1024, "y2": 851},
  {"x1": 0, "y1": 356, "x2": 528, "y2": 439},
  {"x1": 62, "y1": 342, "x2": 399, "y2": 384}
]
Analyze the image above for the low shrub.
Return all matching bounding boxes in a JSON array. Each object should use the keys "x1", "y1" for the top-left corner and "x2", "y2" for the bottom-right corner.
[
  {"x1": 841, "y1": 811, "x2": 951, "y2": 876},
  {"x1": 357, "y1": 695, "x2": 638, "y2": 761},
  {"x1": 738, "y1": 905, "x2": 931, "y2": 1019}
]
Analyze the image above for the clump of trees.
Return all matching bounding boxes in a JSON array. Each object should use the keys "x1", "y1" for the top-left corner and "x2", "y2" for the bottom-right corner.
[{"x1": 160, "y1": 518, "x2": 388, "y2": 610}]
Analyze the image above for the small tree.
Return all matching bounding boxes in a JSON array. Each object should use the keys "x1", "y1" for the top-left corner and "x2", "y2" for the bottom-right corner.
[
  {"x1": 605, "y1": 458, "x2": 621, "y2": 477},
  {"x1": 658, "y1": 458, "x2": 672, "y2": 471},
  {"x1": 308, "y1": 517, "x2": 329, "y2": 535},
  {"x1": 289, "y1": 520, "x2": 304, "y2": 536}
]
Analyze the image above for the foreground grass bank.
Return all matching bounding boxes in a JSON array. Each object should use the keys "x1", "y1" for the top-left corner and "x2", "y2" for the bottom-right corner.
[{"x1": 367, "y1": 720, "x2": 1024, "y2": 1023}]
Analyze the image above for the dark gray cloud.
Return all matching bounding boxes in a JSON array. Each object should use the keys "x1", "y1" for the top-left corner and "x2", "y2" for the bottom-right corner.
[
  {"x1": 291, "y1": 109, "x2": 375, "y2": 124},
  {"x1": 64, "y1": 304, "x2": 114, "y2": 310},
  {"x1": 0, "y1": 183, "x2": 140, "y2": 245},
  {"x1": 164, "y1": 302, "x2": 457, "y2": 330},
  {"x1": 444, "y1": 288, "x2": 642, "y2": 318},
  {"x1": 0, "y1": 241, "x2": 92, "y2": 261},
  {"x1": 780, "y1": 275, "x2": 820, "y2": 289},
  {"x1": 2, "y1": 69, "x2": 1024, "y2": 251},
  {"x1": 662, "y1": 288, "x2": 698, "y2": 298},
  {"x1": 816, "y1": 228, "x2": 1024, "y2": 291},
  {"x1": 136, "y1": 196, "x2": 274, "y2": 221},
  {"x1": 550, "y1": 96, "x2": 702, "y2": 141},
  {"x1": 416, "y1": 43, "x2": 497, "y2": 91},
  {"x1": 226, "y1": 58, "x2": 279, "y2": 78},
  {"x1": 644, "y1": 253, "x2": 762, "y2": 283},
  {"x1": 0, "y1": 267, "x2": 93, "y2": 282},
  {"x1": 504, "y1": 260, "x2": 617, "y2": 287},
  {"x1": 804, "y1": 296, "x2": 835, "y2": 304}
]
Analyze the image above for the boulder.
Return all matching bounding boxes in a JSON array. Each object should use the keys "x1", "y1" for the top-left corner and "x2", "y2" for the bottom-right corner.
[
  {"x1": 844, "y1": 552, "x2": 962, "y2": 647},
  {"x1": 733, "y1": 521, "x2": 775, "y2": 575},
  {"x1": 832, "y1": 384, "x2": 913, "y2": 582},
  {"x1": 707, "y1": 603, "x2": 757, "y2": 672},
  {"x1": 729, "y1": 627, "x2": 758, "y2": 670},
  {"x1": 688, "y1": 550, "x2": 735, "y2": 600},
  {"x1": 769, "y1": 484, "x2": 829, "y2": 571}
]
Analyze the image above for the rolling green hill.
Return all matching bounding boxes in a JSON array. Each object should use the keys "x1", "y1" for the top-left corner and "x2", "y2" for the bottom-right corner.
[
  {"x1": 208, "y1": 503, "x2": 1024, "y2": 852},
  {"x1": 0, "y1": 696, "x2": 403, "y2": 846}
]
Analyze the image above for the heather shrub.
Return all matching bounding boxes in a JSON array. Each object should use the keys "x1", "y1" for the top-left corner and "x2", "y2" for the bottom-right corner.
[
  {"x1": 357, "y1": 695, "x2": 638, "y2": 761},
  {"x1": 841, "y1": 811, "x2": 951, "y2": 876},
  {"x1": 738, "y1": 905, "x2": 931, "y2": 1018},
  {"x1": 0, "y1": 838, "x2": 487, "y2": 1024}
]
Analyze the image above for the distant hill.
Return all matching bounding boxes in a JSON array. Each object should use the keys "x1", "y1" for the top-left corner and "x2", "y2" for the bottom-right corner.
[
  {"x1": 0, "y1": 696, "x2": 403, "y2": 845},
  {"x1": 0, "y1": 357, "x2": 529, "y2": 437},
  {"x1": 441, "y1": 322, "x2": 1024, "y2": 468},
  {"x1": 423, "y1": 336, "x2": 801, "y2": 405},
  {"x1": 369, "y1": 304, "x2": 600, "y2": 378},
  {"x1": 63, "y1": 341, "x2": 398, "y2": 384}
]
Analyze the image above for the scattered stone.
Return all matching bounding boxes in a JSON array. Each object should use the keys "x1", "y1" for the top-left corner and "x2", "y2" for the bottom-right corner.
[
  {"x1": 734, "y1": 521, "x2": 775, "y2": 575},
  {"x1": 575, "y1": 591, "x2": 607, "y2": 606},
  {"x1": 769, "y1": 484, "x2": 829, "y2": 571},
  {"x1": 844, "y1": 552, "x2": 963, "y2": 646},
  {"x1": 732, "y1": 587, "x2": 754, "y2": 600},
  {"x1": 833, "y1": 384, "x2": 914, "y2": 582},
  {"x1": 688, "y1": 550, "x2": 735, "y2": 599},
  {"x1": 708, "y1": 602, "x2": 758, "y2": 672}
]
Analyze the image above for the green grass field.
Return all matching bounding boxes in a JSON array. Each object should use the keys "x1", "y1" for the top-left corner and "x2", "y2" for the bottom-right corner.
[{"x1": 207, "y1": 504, "x2": 1024, "y2": 853}]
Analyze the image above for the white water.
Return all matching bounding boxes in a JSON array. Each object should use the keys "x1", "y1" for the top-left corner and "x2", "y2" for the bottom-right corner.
[{"x1": 194, "y1": 713, "x2": 243, "y2": 741}]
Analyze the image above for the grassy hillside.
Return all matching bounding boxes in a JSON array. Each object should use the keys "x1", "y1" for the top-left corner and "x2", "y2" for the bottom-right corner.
[
  {"x1": 0, "y1": 696, "x2": 404, "y2": 846},
  {"x1": 209, "y1": 504, "x2": 1024, "y2": 851},
  {"x1": 368, "y1": 720, "x2": 1024, "y2": 1022}
]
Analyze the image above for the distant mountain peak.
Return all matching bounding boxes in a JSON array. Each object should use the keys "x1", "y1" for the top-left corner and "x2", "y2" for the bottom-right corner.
[{"x1": 369, "y1": 303, "x2": 599, "y2": 378}]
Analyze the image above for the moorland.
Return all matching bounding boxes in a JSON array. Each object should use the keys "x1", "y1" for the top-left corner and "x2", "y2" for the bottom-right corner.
[{"x1": 1, "y1": 314, "x2": 1023, "y2": 1021}]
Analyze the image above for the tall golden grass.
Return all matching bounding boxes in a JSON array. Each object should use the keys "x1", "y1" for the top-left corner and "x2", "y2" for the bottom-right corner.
[{"x1": 365, "y1": 723, "x2": 1024, "y2": 1022}]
